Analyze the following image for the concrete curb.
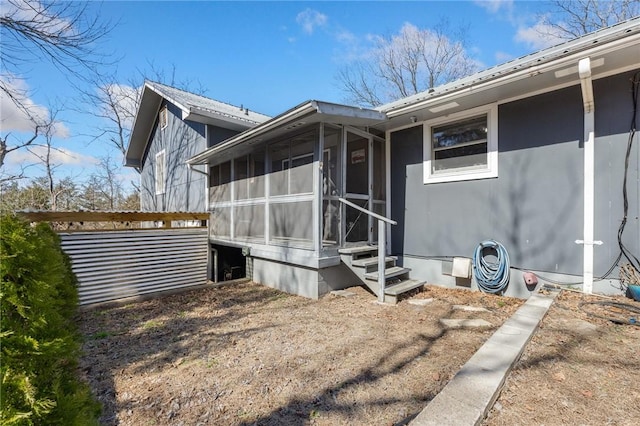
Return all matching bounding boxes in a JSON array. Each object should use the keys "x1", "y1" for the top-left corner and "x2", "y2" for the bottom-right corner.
[{"x1": 410, "y1": 290, "x2": 559, "y2": 426}]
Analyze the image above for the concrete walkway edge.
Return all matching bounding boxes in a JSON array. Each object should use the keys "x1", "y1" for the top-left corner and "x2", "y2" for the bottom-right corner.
[{"x1": 410, "y1": 290, "x2": 559, "y2": 426}]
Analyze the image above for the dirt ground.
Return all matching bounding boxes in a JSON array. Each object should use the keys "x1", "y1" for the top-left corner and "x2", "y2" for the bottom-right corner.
[
  {"x1": 78, "y1": 281, "x2": 523, "y2": 425},
  {"x1": 484, "y1": 290, "x2": 640, "y2": 426},
  {"x1": 78, "y1": 282, "x2": 640, "y2": 426}
]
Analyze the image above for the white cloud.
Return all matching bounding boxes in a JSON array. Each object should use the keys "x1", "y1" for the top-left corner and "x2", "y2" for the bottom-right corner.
[
  {"x1": 0, "y1": 75, "x2": 69, "y2": 137},
  {"x1": 474, "y1": 0, "x2": 514, "y2": 14},
  {"x1": 6, "y1": 144, "x2": 99, "y2": 167},
  {"x1": 296, "y1": 8, "x2": 328, "y2": 35},
  {"x1": 515, "y1": 22, "x2": 565, "y2": 50}
]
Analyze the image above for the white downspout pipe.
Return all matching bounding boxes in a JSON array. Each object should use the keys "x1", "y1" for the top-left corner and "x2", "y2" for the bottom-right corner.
[{"x1": 577, "y1": 57, "x2": 600, "y2": 294}]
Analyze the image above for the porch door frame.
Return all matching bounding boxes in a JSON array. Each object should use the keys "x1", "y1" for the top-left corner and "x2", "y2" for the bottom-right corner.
[{"x1": 342, "y1": 126, "x2": 386, "y2": 246}]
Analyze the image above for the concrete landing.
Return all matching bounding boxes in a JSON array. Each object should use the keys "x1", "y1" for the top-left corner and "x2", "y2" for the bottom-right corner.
[{"x1": 410, "y1": 290, "x2": 559, "y2": 426}]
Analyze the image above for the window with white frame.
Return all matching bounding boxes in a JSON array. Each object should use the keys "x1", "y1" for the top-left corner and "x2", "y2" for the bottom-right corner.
[
  {"x1": 423, "y1": 104, "x2": 498, "y2": 184},
  {"x1": 155, "y1": 150, "x2": 166, "y2": 195},
  {"x1": 159, "y1": 107, "x2": 168, "y2": 130}
]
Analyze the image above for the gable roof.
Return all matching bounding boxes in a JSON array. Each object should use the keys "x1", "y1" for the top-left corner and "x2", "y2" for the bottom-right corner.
[
  {"x1": 377, "y1": 17, "x2": 640, "y2": 129},
  {"x1": 125, "y1": 81, "x2": 270, "y2": 168}
]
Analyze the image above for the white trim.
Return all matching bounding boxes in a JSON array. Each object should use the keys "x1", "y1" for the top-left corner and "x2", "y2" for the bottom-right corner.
[
  {"x1": 422, "y1": 104, "x2": 498, "y2": 184},
  {"x1": 155, "y1": 150, "x2": 166, "y2": 195}
]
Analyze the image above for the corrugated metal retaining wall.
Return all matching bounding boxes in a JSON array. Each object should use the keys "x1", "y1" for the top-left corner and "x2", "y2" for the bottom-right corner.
[{"x1": 59, "y1": 228, "x2": 208, "y2": 306}]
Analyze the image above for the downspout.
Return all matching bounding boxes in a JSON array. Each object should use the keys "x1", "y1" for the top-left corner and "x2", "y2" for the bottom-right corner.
[{"x1": 577, "y1": 57, "x2": 602, "y2": 294}]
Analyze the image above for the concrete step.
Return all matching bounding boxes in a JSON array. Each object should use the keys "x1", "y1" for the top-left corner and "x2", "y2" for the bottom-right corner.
[
  {"x1": 385, "y1": 279, "x2": 425, "y2": 296},
  {"x1": 351, "y1": 256, "x2": 397, "y2": 268},
  {"x1": 338, "y1": 246, "x2": 378, "y2": 255},
  {"x1": 364, "y1": 266, "x2": 410, "y2": 281}
]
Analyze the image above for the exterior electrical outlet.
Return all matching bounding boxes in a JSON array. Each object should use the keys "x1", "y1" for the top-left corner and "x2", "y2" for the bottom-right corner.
[{"x1": 452, "y1": 257, "x2": 472, "y2": 278}]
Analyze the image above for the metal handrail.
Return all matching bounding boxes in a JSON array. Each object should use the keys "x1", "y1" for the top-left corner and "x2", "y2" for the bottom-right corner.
[
  {"x1": 338, "y1": 197, "x2": 396, "y2": 303},
  {"x1": 338, "y1": 198, "x2": 397, "y2": 225}
]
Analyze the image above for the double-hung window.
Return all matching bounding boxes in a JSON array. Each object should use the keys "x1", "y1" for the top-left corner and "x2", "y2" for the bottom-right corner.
[{"x1": 424, "y1": 104, "x2": 498, "y2": 184}]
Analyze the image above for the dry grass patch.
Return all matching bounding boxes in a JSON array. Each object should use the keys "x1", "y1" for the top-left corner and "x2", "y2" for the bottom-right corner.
[
  {"x1": 78, "y1": 282, "x2": 522, "y2": 425},
  {"x1": 485, "y1": 291, "x2": 640, "y2": 426}
]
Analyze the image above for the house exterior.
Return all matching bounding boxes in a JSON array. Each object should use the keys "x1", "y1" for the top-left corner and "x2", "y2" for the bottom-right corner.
[
  {"x1": 125, "y1": 81, "x2": 270, "y2": 212},
  {"x1": 129, "y1": 19, "x2": 640, "y2": 300}
]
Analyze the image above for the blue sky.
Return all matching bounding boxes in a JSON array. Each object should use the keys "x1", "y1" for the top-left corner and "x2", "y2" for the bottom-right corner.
[{"x1": 1, "y1": 0, "x2": 556, "y2": 185}]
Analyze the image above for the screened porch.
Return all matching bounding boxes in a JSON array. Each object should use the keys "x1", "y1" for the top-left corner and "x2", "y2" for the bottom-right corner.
[{"x1": 207, "y1": 123, "x2": 386, "y2": 254}]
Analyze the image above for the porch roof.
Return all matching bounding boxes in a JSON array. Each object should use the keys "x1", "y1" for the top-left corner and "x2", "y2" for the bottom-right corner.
[{"x1": 186, "y1": 100, "x2": 387, "y2": 166}]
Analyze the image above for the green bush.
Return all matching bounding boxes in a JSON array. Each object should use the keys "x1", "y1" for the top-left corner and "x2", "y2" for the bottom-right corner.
[{"x1": 0, "y1": 214, "x2": 100, "y2": 425}]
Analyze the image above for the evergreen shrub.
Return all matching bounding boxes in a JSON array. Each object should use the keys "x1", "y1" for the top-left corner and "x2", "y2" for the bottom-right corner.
[{"x1": 0, "y1": 214, "x2": 100, "y2": 425}]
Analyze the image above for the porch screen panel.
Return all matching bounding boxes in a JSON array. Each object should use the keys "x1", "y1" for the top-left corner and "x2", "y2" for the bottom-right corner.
[
  {"x1": 210, "y1": 161, "x2": 231, "y2": 203},
  {"x1": 210, "y1": 207, "x2": 231, "y2": 238},
  {"x1": 372, "y1": 202, "x2": 386, "y2": 241},
  {"x1": 234, "y1": 204, "x2": 265, "y2": 242},
  {"x1": 269, "y1": 201, "x2": 313, "y2": 248},
  {"x1": 269, "y1": 141, "x2": 289, "y2": 196},
  {"x1": 322, "y1": 126, "x2": 341, "y2": 247},
  {"x1": 249, "y1": 151, "x2": 266, "y2": 199},
  {"x1": 289, "y1": 138, "x2": 314, "y2": 195},
  {"x1": 345, "y1": 198, "x2": 369, "y2": 243},
  {"x1": 234, "y1": 156, "x2": 249, "y2": 200},
  {"x1": 346, "y1": 133, "x2": 368, "y2": 195},
  {"x1": 322, "y1": 199, "x2": 340, "y2": 246},
  {"x1": 373, "y1": 139, "x2": 386, "y2": 201},
  {"x1": 323, "y1": 127, "x2": 341, "y2": 197}
]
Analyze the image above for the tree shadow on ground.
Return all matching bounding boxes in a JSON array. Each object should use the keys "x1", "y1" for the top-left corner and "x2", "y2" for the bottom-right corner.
[
  {"x1": 78, "y1": 282, "x2": 314, "y2": 424},
  {"x1": 235, "y1": 320, "x2": 457, "y2": 426}
]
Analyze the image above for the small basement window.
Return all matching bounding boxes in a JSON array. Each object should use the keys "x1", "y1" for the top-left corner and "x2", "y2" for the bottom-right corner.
[
  {"x1": 424, "y1": 104, "x2": 498, "y2": 184},
  {"x1": 159, "y1": 106, "x2": 168, "y2": 130}
]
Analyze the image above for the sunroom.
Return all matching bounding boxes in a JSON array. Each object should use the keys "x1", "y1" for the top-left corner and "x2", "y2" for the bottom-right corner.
[{"x1": 187, "y1": 101, "x2": 390, "y2": 295}]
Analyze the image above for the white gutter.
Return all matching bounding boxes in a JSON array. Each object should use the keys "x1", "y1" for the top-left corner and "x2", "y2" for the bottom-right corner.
[
  {"x1": 382, "y1": 24, "x2": 640, "y2": 117},
  {"x1": 576, "y1": 57, "x2": 602, "y2": 294}
]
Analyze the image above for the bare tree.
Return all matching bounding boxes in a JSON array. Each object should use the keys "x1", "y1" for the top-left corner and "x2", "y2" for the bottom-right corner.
[
  {"x1": 1, "y1": 0, "x2": 111, "y2": 180},
  {"x1": 538, "y1": 0, "x2": 640, "y2": 39},
  {"x1": 0, "y1": 120, "x2": 46, "y2": 178},
  {"x1": 0, "y1": 0, "x2": 112, "y2": 89},
  {"x1": 0, "y1": 98, "x2": 57, "y2": 180},
  {"x1": 80, "y1": 62, "x2": 206, "y2": 157},
  {"x1": 25, "y1": 108, "x2": 72, "y2": 211},
  {"x1": 80, "y1": 73, "x2": 141, "y2": 156},
  {"x1": 337, "y1": 20, "x2": 479, "y2": 107}
]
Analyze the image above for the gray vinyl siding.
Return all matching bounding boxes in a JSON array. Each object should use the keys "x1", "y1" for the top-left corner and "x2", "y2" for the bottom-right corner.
[
  {"x1": 140, "y1": 101, "x2": 207, "y2": 211},
  {"x1": 390, "y1": 70, "x2": 639, "y2": 277}
]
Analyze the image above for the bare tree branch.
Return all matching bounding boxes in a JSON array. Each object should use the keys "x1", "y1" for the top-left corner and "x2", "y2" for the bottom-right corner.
[
  {"x1": 0, "y1": 0, "x2": 113, "y2": 86},
  {"x1": 538, "y1": 0, "x2": 640, "y2": 40},
  {"x1": 337, "y1": 20, "x2": 479, "y2": 107},
  {"x1": 0, "y1": 0, "x2": 112, "y2": 180}
]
